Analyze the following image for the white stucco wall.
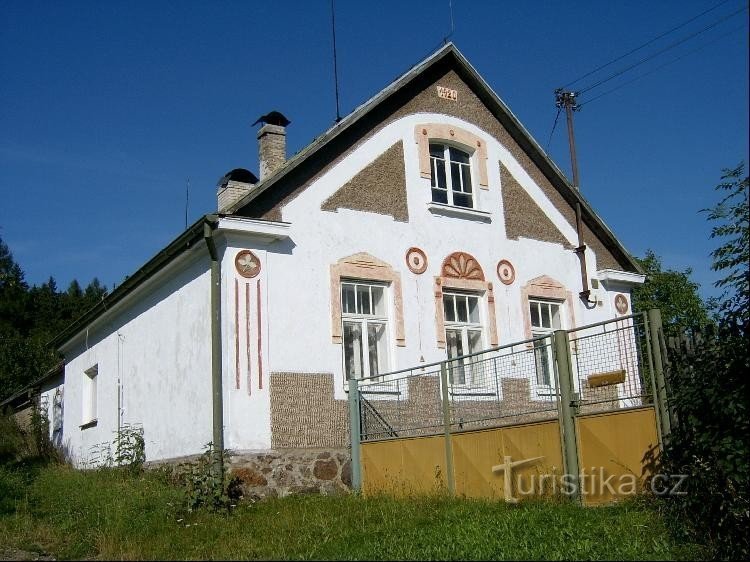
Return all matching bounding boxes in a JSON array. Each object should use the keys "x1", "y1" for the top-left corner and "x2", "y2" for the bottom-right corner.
[
  {"x1": 59, "y1": 247, "x2": 214, "y2": 466},
  {"x1": 218, "y1": 113, "x2": 643, "y2": 452}
]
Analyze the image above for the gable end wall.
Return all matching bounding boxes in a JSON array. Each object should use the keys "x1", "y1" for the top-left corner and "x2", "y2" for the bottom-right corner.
[{"x1": 246, "y1": 65, "x2": 628, "y2": 271}]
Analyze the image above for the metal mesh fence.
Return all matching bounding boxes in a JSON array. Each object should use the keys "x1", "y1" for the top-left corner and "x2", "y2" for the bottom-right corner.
[
  {"x1": 358, "y1": 336, "x2": 560, "y2": 442},
  {"x1": 567, "y1": 312, "x2": 653, "y2": 414}
]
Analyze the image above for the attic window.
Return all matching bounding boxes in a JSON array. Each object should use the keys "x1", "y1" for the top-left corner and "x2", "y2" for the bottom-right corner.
[
  {"x1": 414, "y1": 123, "x2": 489, "y2": 193},
  {"x1": 430, "y1": 143, "x2": 474, "y2": 208}
]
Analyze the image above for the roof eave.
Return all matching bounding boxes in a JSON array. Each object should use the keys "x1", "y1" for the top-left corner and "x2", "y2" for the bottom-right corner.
[{"x1": 50, "y1": 214, "x2": 218, "y2": 352}]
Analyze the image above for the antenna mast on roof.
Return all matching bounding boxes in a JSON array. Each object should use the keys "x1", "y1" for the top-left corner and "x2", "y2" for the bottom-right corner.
[
  {"x1": 444, "y1": 0, "x2": 455, "y2": 43},
  {"x1": 185, "y1": 178, "x2": 190, "y2": 229},
  {"x1": 330, "y1": 0, "x2": 342, "y2": 123}
]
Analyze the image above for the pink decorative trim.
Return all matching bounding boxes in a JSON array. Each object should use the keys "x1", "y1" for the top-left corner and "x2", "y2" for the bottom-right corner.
[
  {"x1": 245, "y1": 282, "x2": 252, "y2": 395},
  {"x1": 614, "y1": 294, "x2": 629, "y2": 315},
  {"x1": 406, "y1": 247, "x2": 428, "y2": 274},
  {"x1": 520, "y1": 275, "x2": 577, "y2": 341},
  {"x1": 441, "y1": 251, "x2": 485, "y2": 281},
  {"x1": 434, "y1": 253, "x2": 498, "y2": 349},
  {"x1": 234, "y1": 279, "x2": 240, "y2": 390},
  {"x1": 257, "y1": 280, "x2": 263, "y2": 390},
  {"x1": 330, "y1": 253, "x2": 405, "y2": 346},
  {"x1": 497, "y1": 259, "x2": 516, "y2": 285},
  {"x1": 235, "y1": 250, "x2": 261, "y2": 278},
  {"x1": 414, "y1": 123, "x2": 489, "y2": 189}
]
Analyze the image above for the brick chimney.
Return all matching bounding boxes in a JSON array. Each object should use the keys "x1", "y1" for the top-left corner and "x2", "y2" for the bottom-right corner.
[
  {"x1": 253, "y1": 111, "x2": 291, "y2": 180},
  {"x1": 217, "y1": 168, "x2": 258, "y2": 213}
]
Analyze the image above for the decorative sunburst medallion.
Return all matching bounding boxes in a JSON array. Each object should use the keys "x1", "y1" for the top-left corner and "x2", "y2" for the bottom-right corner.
[
  {"x1": 235, "y1": 250, "x2": 261, "y2": 278},
  {"x1": 496, "y1": 260, "x2": 516, "y2": 285},
  {"x1": 441, "y1": 252, "x2": 485, "y2": 281},
  {"x1": 614, "y1": 294, "x2": 629, "y2": 315},
  {"x1": 406, "y1": 247, "x2": 428, "y2": 274}
]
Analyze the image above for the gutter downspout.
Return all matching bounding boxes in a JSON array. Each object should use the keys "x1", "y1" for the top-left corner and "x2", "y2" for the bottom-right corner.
[
  {"x1": 574, "y1": 201, "x2": 592, "y2": 302},
  {"x1": 203, "y1": 217, "x2": 225, "y2": 467}
]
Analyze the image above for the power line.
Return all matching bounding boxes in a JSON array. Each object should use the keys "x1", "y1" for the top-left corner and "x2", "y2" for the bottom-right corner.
[
  {"x1": 578, "y1": 5, "x2": 747, "y2": 95},
  {"x1": 579, "y1": 24, "x2": 747, "y2": 108},
  {"x1": 546, "y1": 107, "x2": 562, "y2": 153},
  {"x1": 563, "y1": 0, "x2": 732, "y2": 88}
]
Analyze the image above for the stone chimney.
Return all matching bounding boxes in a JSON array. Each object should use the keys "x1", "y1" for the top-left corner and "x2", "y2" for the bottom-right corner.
[
  {"x1": 253, "y1": 111, "x2": 291, "y2": 180},
  {"x1": 217, "y1": 168, "x2": 258, "y2": 213}
]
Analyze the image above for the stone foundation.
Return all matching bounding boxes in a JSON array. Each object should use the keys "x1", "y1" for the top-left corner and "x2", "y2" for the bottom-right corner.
[{"x1": 229, "y1": 448, "x2": 352, "y2": 500}]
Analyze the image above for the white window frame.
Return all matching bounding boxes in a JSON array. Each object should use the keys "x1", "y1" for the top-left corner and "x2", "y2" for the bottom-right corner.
[
  {"x1": 529, "y1": 299, "x2": 564, "y2": 387},
  {"x1": 443, "y1": 290, "x2": 485, "y2": 387},
  {"x1": 82, "y1": 365, "x2": 98, "y2": 426},
  {"x1": 341, "y1": 280, "x2": 391, "y2": 384},
  {"x1": 429, "y1": 143, "x2": 475, "y2": 209}
]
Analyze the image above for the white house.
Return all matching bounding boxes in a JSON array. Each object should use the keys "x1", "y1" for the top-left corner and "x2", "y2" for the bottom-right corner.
[{"x1": 34, "y1": 44, "x2": 644, "y2": 492}]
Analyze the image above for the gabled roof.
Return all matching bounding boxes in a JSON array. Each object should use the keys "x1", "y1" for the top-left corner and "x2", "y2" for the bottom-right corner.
[{"x1": 229, "y1": 42, "x2": 641, "y2": 273}]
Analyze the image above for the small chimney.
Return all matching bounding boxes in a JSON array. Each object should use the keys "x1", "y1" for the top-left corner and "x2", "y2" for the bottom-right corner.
[
  {"x1": 253, "y1": 111, "x2": 290, "y2": 180},
  {"x1": 217, "y1": 168, "x2": 259, "y2": 213}
]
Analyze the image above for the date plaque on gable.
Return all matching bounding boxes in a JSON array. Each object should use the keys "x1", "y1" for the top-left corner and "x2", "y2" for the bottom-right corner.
[{"x1": 436, "y1": 86, "x2": 458, "y2": 101}]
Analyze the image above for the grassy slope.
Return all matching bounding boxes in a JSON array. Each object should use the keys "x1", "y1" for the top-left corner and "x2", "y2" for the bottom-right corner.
[{"x1": 0, "y1": 464, "x2": 703, "y2": 561}]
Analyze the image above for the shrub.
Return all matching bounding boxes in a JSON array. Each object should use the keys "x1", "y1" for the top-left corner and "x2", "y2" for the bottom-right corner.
[
  {"x1": 659, "y1": 329, "x2": 749, "y2": 559},
  {"x1": 180, "y1": 442, "x2": 240, "y2": 513},
  {"x1": 113, "y1": 423, "x2": 145, "y2": 474}
]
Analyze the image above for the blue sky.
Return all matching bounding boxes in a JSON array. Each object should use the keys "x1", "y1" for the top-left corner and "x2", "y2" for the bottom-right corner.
[{"x1": 1, "y1": 0, "x2": 747, "y2": 301}]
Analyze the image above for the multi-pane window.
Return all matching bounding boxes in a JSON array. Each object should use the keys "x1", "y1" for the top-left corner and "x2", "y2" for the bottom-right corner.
[
  {"x1": 429, "y1": 143, "x2": 473, "y2": 208},
  {"x1": 529, "y1": 300, "x2": 563, "y2": 386},
  {"x1": 83, "y1": 365, "x2": 98, "y2": 423},
  {"x1": 443, "y1": 291, "x2": 484, "y2": 385},
  {"x1": 341, "y1": 281, "x2": 389, "y2": 382}
]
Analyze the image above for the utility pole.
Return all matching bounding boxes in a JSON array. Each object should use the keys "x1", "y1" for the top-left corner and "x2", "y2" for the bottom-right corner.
[
  {"x1": 555, "y1": 89, "x2": 581, "y2": 189},
  {"x1": 554, "y1": 89, "x2": 592, "y2": 302}
]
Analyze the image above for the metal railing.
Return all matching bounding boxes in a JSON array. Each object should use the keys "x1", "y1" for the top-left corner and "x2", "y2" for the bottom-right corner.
[
  {"x1": 356, "y1": 335, "x2": 560, "y2": 442},
  {"x1": 355, "y1": 312, "x2": 657, "y2": 442},
  {"x1": 567, "y1": 312, "x2": 654, "y2": 414}
]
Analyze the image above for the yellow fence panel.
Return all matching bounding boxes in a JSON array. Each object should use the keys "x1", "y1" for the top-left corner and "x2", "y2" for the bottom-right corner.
[
  {"x1": 361, "y1": 435, "x2": 447, "y2": 496},
  {"x1": 452, "y1": 420, "x2": 563, "y2": 501},
  {"x1": 576, "y1": 406, "x2": 659, "y2": 505}
]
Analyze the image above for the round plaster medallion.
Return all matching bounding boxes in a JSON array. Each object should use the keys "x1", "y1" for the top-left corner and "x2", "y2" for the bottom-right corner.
[
  {"x1": 496, "y1": 259, "x2": 516, "y2": 285},
  {"x1": 235, "y1": 250, "x2": 261, "y2": 278},
  {"x1": 406, "y1": 247, "x2": 428, "y2": 274},
  {"x1": 614, "y1": 294, "x2": 629, "y2": 315}
]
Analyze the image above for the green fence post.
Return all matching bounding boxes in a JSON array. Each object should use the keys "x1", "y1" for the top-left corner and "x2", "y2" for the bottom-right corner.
[
  {"x1": 647, "y1": 309, "x2": 672, "y2": 437},
  {"x1": 554, "y1": 330, "x2": 581, "y2": 502},
  {"x1": 348, "y1": 377, "x2": 362, "y2": 493},
  {"x1": 440, "y1": 363, "x2": 456, "y2": 495}
]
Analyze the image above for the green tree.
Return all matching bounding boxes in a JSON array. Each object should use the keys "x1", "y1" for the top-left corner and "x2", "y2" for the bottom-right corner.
[
  {"x1": 658, "y1": 164, "x2": 750, "y2": 559},
  {"x1": 631, "y1": 250, "x2": 709, "y2": 335},
  {"x1": 0, "y1": 236, "x2": 108, "y2": 401},
  {"x1": 702, "y1": 162, "x2": 749, "y2": 332}
]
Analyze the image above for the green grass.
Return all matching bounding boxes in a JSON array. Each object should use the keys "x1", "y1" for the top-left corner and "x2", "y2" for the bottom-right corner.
[{"x1": 0, "y1": 463, "x2": 706, "y2": 560}]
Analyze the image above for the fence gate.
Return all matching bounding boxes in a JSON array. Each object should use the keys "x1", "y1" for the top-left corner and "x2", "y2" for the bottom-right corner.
[{"x1": 348, "y1": 310, "x2": 670, "y2": 505}]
